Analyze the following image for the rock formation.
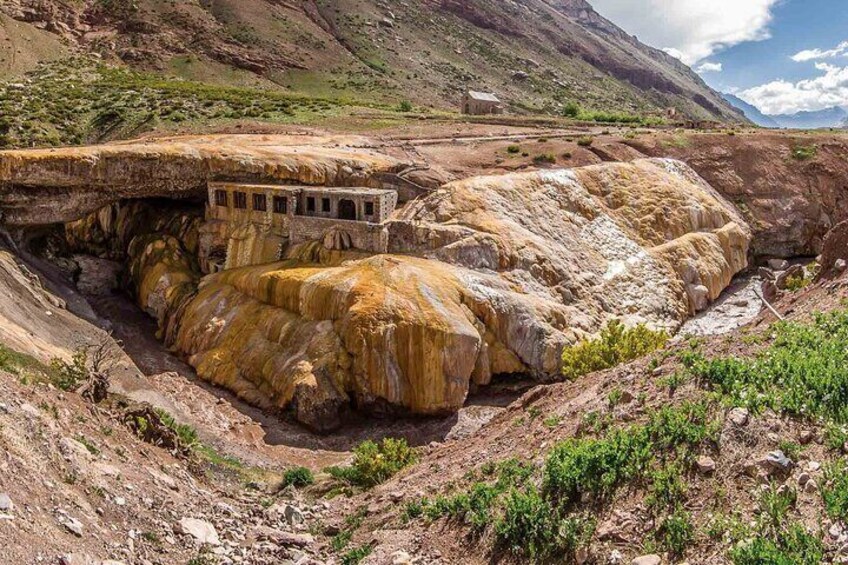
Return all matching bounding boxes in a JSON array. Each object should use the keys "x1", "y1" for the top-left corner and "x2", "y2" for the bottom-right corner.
[{"x1": 6, "y1": 137, "x2": 751, "y2": 430}]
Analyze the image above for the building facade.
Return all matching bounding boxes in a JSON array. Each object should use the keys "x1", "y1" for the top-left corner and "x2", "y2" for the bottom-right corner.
[
  {"x1": 204, "y1": 182, "x2": 398, "y2": 270},
  {"x1": 462, "y1": 91, "x2": 504, "y2": 115}
]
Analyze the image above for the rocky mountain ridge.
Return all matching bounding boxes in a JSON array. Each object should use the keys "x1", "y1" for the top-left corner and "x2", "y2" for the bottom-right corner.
[{"x1": 0, "y1": 0, "x2": 741, "y2": 121}]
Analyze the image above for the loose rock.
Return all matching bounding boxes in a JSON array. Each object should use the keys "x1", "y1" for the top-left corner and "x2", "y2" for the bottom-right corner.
[
  {"x1": 728, "y1": 407, "x2": 749, "y2": 427},
  {"x1": 632, "y1": 555, "x2": 661, "y2": 565},
  {"x1": 766, "y1": 450, "x2": 793, "y2": 471},
  {"x1": 696, "y1": 456, "x2": 716, "y2": 475},
  {"x1": 0, "y1": 493, "x2": 12, "y2": 512},
  {"x1": 178, "y1": 517, "x2": 221, "y2": 546}
]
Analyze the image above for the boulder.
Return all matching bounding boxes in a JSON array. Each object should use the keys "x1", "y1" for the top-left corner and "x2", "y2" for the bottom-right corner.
[
  {"x1": 696, "y1": 456, "x2": 716, "y2": 474},
  {"x1": 819, "y1": 220, "x2": 848, "y2": 279},
  {"x1": 178, "y1": 517, "x2": 221, "y2": 546},
  {"x1": 768, "y1": 258, "x2": 789, "y2": 271}
]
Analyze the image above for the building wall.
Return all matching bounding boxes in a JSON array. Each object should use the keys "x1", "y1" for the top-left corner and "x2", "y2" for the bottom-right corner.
[
  {"x1": 290, "y1": 216, "x2": 389, "y2": 253},
  {"x1": 296, "y1": 190, "x2": 396, "y2": 223},
  {"x1": 462, "y1": 97, "x2": 504, "y2": 115},
  {"x1": 205, "y1": 183, "x2": 396, "y2": 267}
]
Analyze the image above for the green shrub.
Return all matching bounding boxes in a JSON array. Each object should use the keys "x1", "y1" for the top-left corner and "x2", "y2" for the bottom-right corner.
[
  {"x1": 155, "y1": 409, "x2": 200, "y2": 448},
  {"x1": 401, "y1": 499, "x2": 424, "y2": 522},
  {"x1": 327, "y1": 438, "x2": 418, "y2": 488},
  {"x1": 506, "y1": 144, "x2": 521, "y2": 154},
  {"x1": 398, "y1": 100, "x2": 413, "y2": 112},
  {"x1": 495, "y1": 487, "x2": 557, "y2": 558},
  {"x1": 576, "y1": 136, "x2": 594, "y2": 147},
  {"x1": 544, "y1": 402, "x2": 709, "y2": 505},
  {"x1": 656, "y1": 508, "x2": 694, "y2": 556},
  {"x1": 691, "y1": 310, "x2": 848, "y2": 423},
  {"x1": 494, "y1": 484, "x2": 596, "y2": 559},
  {"x1": 561, "y1": 320, "x2": 669, "y2": 380},
  {"x1": 791, "y1": 145, "x2": 817, "y2": 161},
  {"x1": 562, "y1": 102, "x2": 580, "y2": 118},
  {"x1": 646, "y1": 463, "x2": 686, "y2": 511},
  {"x1": 533, "y1": 153, "x2": 556, "y2": 165},
  {"x1": 783, "y1": 273, "x2": 812, "y2": 292},
  {"x1": 281, "y1": 466, "x2": 314, "y2": 488},
  {"x1": 50, "y1": 348, "x2": 89, "y2": 391}
]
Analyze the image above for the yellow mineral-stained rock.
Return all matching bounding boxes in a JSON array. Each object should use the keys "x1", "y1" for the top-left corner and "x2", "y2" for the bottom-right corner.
[
  {"x1": 390, "y1": 158, "x2": 751, "y2": 327},
  {"x1": 169, "y1": 253, "x2": 568, "y2": 430}
]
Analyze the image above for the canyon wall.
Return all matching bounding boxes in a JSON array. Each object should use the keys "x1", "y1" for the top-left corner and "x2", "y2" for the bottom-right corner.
[{"x1": 629, "y1": 133, "x2": 848, "y2": 258}]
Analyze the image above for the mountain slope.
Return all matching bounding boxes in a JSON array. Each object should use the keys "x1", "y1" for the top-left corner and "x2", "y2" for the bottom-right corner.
[
  {"x1": 0, "y1": 0, "x2": 742, "y2": 121},
  {"x1": 723, "y1": 93, "x2": 781, "y2": 128}
]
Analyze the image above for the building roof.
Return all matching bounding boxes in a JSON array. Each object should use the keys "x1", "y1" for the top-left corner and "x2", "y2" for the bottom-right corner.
[{"x1": 466, "y1": 91, "x2": 501, "y2": 103}]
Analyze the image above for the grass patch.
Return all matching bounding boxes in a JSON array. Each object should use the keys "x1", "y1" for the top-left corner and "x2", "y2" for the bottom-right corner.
[
  {"x1": 576, "y1": 136, "x2": 593, "y2": 147},
  {"x1": 75, "y1": 435, "x2": 101, "y2": 456},
  {"x1": 823, "y1": 459, "x2": 848, "y2": 521},
  {"x1": 561, "y1": 320, "x2": 669, "y2": 380},
  {"x1": 0, "y1": 342, "x2": 59, "y2": 382},
  {"x1": 655, "y1": 508, "x2": 694, "y2": 556},
  {"x1": 0, "y1": 58, "x2": 381, "y2": 149},
  {"x1": 326, "y1": 438, "x2": 418, "y2": 488},
  {"x1": 722, "y1": 485, "x2": 823, "y2": 564},
  {"x1": 341, "y1": 544, "x2": 373, "y2": 565}
]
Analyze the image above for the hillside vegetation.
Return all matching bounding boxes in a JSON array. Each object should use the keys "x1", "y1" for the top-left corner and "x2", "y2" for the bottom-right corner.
[{"x1": 0, "y1": 0, "x2": 742, "y2": 122}]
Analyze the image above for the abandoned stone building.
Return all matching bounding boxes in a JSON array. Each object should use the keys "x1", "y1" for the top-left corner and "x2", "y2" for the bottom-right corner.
[
  {"x1": 204, "y1": 182, "x2": 398, "y2": 270},
  {"x1": 461, "y1": 91, "x2": 504, "y2": 115}
]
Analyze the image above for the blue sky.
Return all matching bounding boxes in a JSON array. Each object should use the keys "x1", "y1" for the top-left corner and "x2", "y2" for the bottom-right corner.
[{"x1": 590, "y1": 0, "x2": 848, "y2": 115}]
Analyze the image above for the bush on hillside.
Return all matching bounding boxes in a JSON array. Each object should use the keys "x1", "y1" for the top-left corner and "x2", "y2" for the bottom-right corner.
[{"x1": 561, "y1": 320, "x2": 669, "y2": 380}]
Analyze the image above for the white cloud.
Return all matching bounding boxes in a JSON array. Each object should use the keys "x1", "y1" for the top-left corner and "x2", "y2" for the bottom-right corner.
[
  {"x1": 696, "y1": 62, "x2": 723, "y2": 73},
  {"x1": 791, "y1": 41, "x2": 848, "y2": 62},
  {"x1": 590, "y1": 0, "x2": 779, "y2": 65},
  {"x1": 739, "y1": 63, "x2": 848, "y2": 114}
]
